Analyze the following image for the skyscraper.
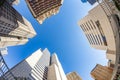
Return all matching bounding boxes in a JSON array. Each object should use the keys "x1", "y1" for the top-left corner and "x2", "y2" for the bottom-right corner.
[
  {"x1": 66, "y1": 72, "x2": 82, "y2": 80},
  {"x1": 50, "y1": 54, "x2": 67, "y2": 80},
  {"x1": 3, "y1": 48, "x2": 67, "y2": 80},
  {"x1": 25, "y1": 0, "x2": 63, "y2": 24},
  {"x1": 91, "y1": 64, "x2": 113, "y2": 80},
  {"x1": 0, "y1": 1, "x2": 36, "y2": 48},
  {"x1": 78, "y1": 2, "x2": 120, "y2": 80},
  {"x1": 0, "y1": 49, "x2": 15, "y2": 80},
  {"x1": 78, "y1": 3, "x2": 117, "y2": 52}
]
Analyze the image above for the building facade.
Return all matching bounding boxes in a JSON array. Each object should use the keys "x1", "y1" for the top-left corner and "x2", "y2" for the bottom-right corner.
[
  {"x1": 66, "y1": 72, "x2": 82, "y2": 80},
  {"x1": 49, "y1": 54, "x2": 67, "y2": 80},
  {"x1": 0, "y1": 1, "x2": 36, "y2": 48},
  {"x1": 6, "y1": 0, "x2": 20, "y2": 5},
  {"x1": 78, "y1": 2, "x2": 120, "y2": 79},
  {"x1": 78, "y1": 3, "x2": 117, "y2": 51},
  {"x1": 3, "y1": 48, "x2": 67, "y2": 80},
  {"x1": 25, "y1": 0, "x2": 63, "y2": 24},
  {"x1": 91, "y1": 64, "x2": 113, "y2": 80}
]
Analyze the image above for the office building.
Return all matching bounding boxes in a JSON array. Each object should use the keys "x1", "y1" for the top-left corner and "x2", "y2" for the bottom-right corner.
[
  {"x1": 78, "y1": 3, "x2": 118, "y2": 52},
  {"x1": 3, "y1": 48, "x2": 67, "y2": 80},
  {"x1": 6, "y1": 0, "x2": 20, "y2": 5},
  {"x1": 78, "y1": 1, "x2": 120, "y2": 80},
  {"x1": 49, "y1": 53, "x2": 67, "y2": 80},
  {"x1": 66, "y1": 72, "x2": 82, "y2": 80},
  {"x1": 0, "y1": 1, "x2": 36, "y2": 48},
  {"x1": 91, "y1": 64, "x2": 113, "y2": 80},
  {"x1": 0, "y1": 49, "x2": 15, "y2": 80},
  {"x1": 25, "y1": 0, "x2": 63, "y2": 24}
]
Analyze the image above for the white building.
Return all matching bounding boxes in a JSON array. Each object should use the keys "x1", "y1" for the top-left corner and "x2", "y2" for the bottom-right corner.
[
  {"x1": 48, "y1": 54, "x2": 67, "y2": 80},
  {"x1": 4, "y1": 48, "x2": 67, "y2": 80},
  {"x1": 0, "y1": 1, "x2": 36, "y2": 48}
]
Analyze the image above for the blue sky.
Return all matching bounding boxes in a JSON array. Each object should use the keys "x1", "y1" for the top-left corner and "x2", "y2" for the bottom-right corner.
[{"x1": 4, "y1": 0, "x2": 107, "y2": 80}]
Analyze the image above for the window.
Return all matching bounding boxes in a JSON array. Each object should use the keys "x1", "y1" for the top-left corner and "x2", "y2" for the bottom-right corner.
[
  {"x1": 90, "y1": 20, "x2": 96, "y2": 29},
  {"x1": 95, "y1": 20, "x2": 107, "y2": 46}
]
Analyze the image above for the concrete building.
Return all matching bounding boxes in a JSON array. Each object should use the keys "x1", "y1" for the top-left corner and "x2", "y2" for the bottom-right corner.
[
  {"x1": 91, "y1": 64, "x2": 113, "y2": 80},
  {"x1": 25, "y1": 0, "x2": 63, "y2": 24},
  {"x1": 78, "y1": 2, "x2": 120, "y2": 64},
  {"x1": 49, "y1": 53, "x2": 67, "y2": 80},
  {"x1": 3, "y1": 48, "x2": 67, "y2": 80},
  {"x1": 79, "y1": 1, "x2": 120, "y2": 80},
  {"x1": 66, "y1": 72, "x2": 82, "y2": 80},
  {"x1": 78, "y1": 1, "x2": 120, "y2": 79},
  {"x1": 0, "y1": 1, "x2": 36, "y2": 48},
  {"x1": 78, "y1": 2, "x2": 117, "y2": 51}
]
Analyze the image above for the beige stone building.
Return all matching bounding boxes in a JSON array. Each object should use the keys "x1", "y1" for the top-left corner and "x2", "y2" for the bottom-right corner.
[
  {"x1": 25, "y1": 0, "x2": 63, "y2": 24},
  {"x1": 78, "y1": 1, "x2": 120, "y2": 80},
  {"x1": 66, "y1": 72, "x2": 82, "y2": 80},
  {"x1": 78, "y1": 1, "x2": 120, "y2": 64},
  {"x1": 78, "y1": 2, "x2": 117, "y2": 51},
  {"x1": 91, "y1": 64, "x2": 113, "y2": 80}
]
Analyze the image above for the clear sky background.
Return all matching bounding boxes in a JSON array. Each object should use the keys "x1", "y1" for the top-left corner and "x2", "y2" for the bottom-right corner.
[{"x1": 4, "y1": 0, "x2": 108, "y2": 80}]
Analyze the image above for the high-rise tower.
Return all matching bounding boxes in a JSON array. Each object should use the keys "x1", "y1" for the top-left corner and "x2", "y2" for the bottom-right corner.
[
  {"x1": 49, "y1": 53, "x2": 67, "y2": 80},
  {"x1": 0, "y1": 1, "x2": 36, "y2": 48},
  {"x1": 25, "y1": 0, "x2": 63, "y2": 24},
  {"x1": 4, "y1": 49, "x2": 50, "y2": 80},
  {"x1": 78, "y1": 3, "x2": 117, "y2": 51},
  {"x1": 3, "y1": 48, "x2": 67, "y2": 80}
]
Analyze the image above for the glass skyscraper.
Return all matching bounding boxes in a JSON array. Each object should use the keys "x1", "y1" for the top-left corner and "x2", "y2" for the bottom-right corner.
[{"x1": 3, "y1": 48, "x2": 67, "y2": 80}]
